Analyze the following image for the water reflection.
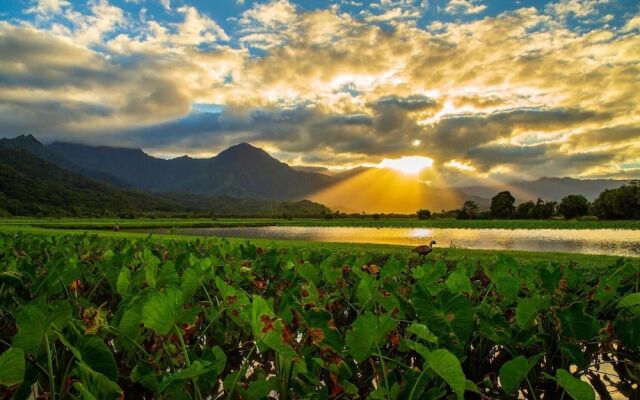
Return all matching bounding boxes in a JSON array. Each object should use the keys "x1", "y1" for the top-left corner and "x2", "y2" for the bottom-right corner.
[{"x1": 134, "y1": 226, "x2": 640, "y2": 257}]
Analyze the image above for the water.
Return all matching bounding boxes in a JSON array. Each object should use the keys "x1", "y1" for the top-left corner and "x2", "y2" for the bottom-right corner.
[{"x1": 134, "y1": 226, "x2": 640, "y2": 257}]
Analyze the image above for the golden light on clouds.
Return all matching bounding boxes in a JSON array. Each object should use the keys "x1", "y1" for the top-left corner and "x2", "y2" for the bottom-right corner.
[
  {"x1": 445, "y1": 160, "x2": 476, "y2": 172},
  {"x1": 0, "y1": 0, "x2": 638, "y2": 183},
  {"x1": 376, "y1": 156, "x2": 434, "y2": 176}
]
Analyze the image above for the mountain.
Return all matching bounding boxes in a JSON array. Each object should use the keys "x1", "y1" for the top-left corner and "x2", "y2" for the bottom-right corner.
[
  {"x1": 458, "y1": 177, "x2": 629, "y2": 203},
  {"x1": 0, "y1": 135, "x2": 130, "y2": 187},
  {"x1": 0, "y1": 147, "x2": 181, "y2": 217},
  {"x1": 162, "y1": 193, "x2": 330, "y2": 217},
  {"x1": 47, "y1": 141, "x2": 335, "y2": 200}
]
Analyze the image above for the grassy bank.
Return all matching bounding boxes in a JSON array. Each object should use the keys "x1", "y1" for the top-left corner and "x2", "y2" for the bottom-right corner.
[
  {"x1": 0, "y1": 223, "x2": 634, "y2": 269},
  {"x1": 2, "y1": 217, "x2": 639, "y2": 230}
]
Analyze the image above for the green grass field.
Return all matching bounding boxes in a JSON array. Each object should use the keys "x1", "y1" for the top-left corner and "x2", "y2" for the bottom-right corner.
[{"x1": 2, "y1": 216, "x2": 639, "y2": 230}]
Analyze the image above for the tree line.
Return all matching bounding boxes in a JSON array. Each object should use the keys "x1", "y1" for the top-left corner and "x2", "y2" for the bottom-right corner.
[{"x1": 417, "y1": 182, "x2": 640, "y2": 220}]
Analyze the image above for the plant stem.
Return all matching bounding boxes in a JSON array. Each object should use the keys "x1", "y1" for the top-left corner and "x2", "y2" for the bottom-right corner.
[
  {"x1": 226, "y1": 343, "x2": 257, "y2": 400},
  {"x1": 44, "y1": 334, "x2": 56, "y2": 400},
  {"x1": 376, "y1": 344, "x2": 391, "y2": 400},
  {"x1": 174, "y1": 325, "x2": 203, "y2": 400},
  {"x1": 408, "y1": 367, "x2": 428, "y2": 400}
]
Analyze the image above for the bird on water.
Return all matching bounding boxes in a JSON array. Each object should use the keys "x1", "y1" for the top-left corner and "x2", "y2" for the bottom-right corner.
[{"x1": 412, "y1": 240, "x2": 436, "y2": 258}]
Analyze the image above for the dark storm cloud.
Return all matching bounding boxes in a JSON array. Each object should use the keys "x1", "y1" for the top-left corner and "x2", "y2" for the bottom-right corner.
[
  {"x1": 421, "y1": 107, "x2": 602, "y2": 158},
  {"x1": 372, "y1": 95, "x2": 438, "y2": 111}
]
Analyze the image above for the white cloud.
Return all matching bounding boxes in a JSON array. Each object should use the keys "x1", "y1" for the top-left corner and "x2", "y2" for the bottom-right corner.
[
  {"x1": 445, "y1": 0, "x2": 487, "y2": 15},
  {"x1": 26, "y1": 0, "x2": 70, "y2": 15},
  {"x1": 544, "y1": 0, "x2": 609, "y2": 19},
  {"x1": 160, "y1": 0, "x2": 171, "y2": 11}
]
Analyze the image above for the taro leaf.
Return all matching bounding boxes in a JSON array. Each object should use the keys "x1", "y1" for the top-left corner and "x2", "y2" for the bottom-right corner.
[
  {"x1": 180, "y1": 267, "x2": 201, "y2": 303},
  {"x1": 116, "y1": 267, "x2": 130, "y2": 297},
  {"x1": 144, "y1": 249, "x2": 160, "y2": 289},
  {"x1": 380, "y1": 256, "x2": 404, "y2": 280},
  {"x1": 614, "y1": 314, "x2": 640, "y2": 350},
  {"x1": 53, "y1": 332, "x2": 119, "y2": 383},
  {"x1": 13, "y1": 302, "x2": 71, "y2": 355},
  {"x1": 413, "y1": 288, "x2": 474, "y2": 349},
  {"x1": 116, "y1": 298, "x2": 143, "y2": 352},
  {"x1": 346, "y1": 314, "x2": 376, "y2": 362},
  {"x1": 157, "y1": 262, "x2": 180, "y2": 288},
  {"x1": 424, "y1": 349, "x2": 466, "y2": 400},
  {"x1": 515, "y1": 295, "x2": 549, "y2": 329},
  {"x1": 250, "y1": 295, "x2": 275, "y2": 340},
  {"x1": 617, "y1": 293, "x2": 640, "y2": 316},
  {"x1": 593, "y1": 274, "x2": 621, "y2": 309},
  {"x1": 445, "y1": 269, "x2": 473, "y2": 294},
  {"x1": 0, "y1": 348, "x2": 25, "y2": 387},
  {"x1": 555, "y1": 369, "x2": 595, "y2": 400},
  {"x1": 494, "y1": 275, "x2": 520, "y2": 305},
  {"x1": 143, "y1": 287, "x2": 183, "y2": 335},
  {"x1": 12, "y1": 306, "x2": 47, "y2": 354},
  {"x1": 406, "y1": 323, "x2": 438, "y2": 343},
  {"x1": 74, "y1": 361, "x2": 123, "y2": 400},
  {"x1": 346, "y1": 313, "x2": 397, "y2": 362},
  {"x1": 478, "y1": 311, "x2": 511, "y2": 344},
  {"x1": 556, "y1": 303, "x2": 600, "y2": 341},
  {"x1": 499, "y1": 355, "x2": 540, "y2": 395},
  {"x1": 561, "y1": 343, "x2": 587, "y2": 370},
  {"x1": 131, "y1": 363, "x2": 160, "y2": 393},
  {"x1": 356, "y1": 275, "x2": 377, "y2": 305},
  {"x1": 78, "y1": 337, "x2": 119, "y2": 382},
  {"x1": 251, "y1": 296, "x2": 297, "y2": 359}
]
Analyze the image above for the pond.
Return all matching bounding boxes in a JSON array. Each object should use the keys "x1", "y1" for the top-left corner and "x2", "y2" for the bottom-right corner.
[{"x1": 132, "y1": 226, "x2": 640, "y2": 257}]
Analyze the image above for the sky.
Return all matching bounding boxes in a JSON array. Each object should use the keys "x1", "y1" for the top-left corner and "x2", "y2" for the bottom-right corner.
[{"x1": 0, "y1": 0, "x2": 638, "y2": 184}]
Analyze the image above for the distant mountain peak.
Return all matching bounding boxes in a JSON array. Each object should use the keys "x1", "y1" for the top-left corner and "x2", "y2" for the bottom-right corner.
[
  {"x1": 216, "y1": 142, "x2": 273, "y2": 162},
  {"x1": 0, "y1": 134, "x2": 43, "y2": 147}
]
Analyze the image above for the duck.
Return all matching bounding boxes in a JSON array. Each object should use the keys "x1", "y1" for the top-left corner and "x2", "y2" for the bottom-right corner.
[{"x1": 412, "y1": 240, "x2": 436, "y2": 257}]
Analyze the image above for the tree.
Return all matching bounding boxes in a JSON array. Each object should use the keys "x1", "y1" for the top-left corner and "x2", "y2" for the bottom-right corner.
[
  {"x1": 592, "y1": 185, "x2": 640, "y2": 220},
  {"x1": 558, "y1": 195, "x2": 590, "y2": 219},
  {"x1": 456, "y1": 201, "x2": 479, "y2": 220},
  {"x1": 531, "y1": 198, "x2": 556, "y2": 219},
  {"x1": 416, "y1": 209, "x2": 432, "y2": 220},
  {"x1": 490, "y1": 191, "x2": 516, "y2": 219},
  {"x1": 515, "y1": 201, "x2": 535, "y2": 219}
]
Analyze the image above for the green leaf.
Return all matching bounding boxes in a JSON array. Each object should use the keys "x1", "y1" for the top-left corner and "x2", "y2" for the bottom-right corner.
[
  {"x1": 0, "y1": 348, "x2": 25, "y2": 387},
  {"x1": 157, "y1": 262, "x2": 180, "y2": 288},
  {"x1": 445, "y1": 269, "x2": 473, "y2": 294},
  {"x1": 180, "y1": 267, "x2": 201, "y2": 303},
  {"x1": 356, "y1": 275, "x2": 377, "y2": 305},
  {"x1": 557, "y1": 303, "x2": 600, "y2": 341},
  {"x1": 346, "y1": 313, "x2": 396, "y2": 362},
  {"x1": 555, "y1": 369, "x2": 595, "y2": 400},
  {"x1": 618, "y1": 293, "x2": 640, "y2": 315},
  {"x1": 346, "y1": 313, "x2": 376, "y2": 362},
  {"x1": 406, "y1": 323, "x2": 438, "y2": 343},
  {"x1": 116, "y1": 267, "x2": 131, "y2": 296},
  {"x1": 424, "y1": 349, "x2": 466, "y2": 400},
  {"x1": 413, "y1": 288, "x2": 474, "y2": 349},
  {"x1": 78, "y1": 337, "x2": 119, "y2": 382},
  {"x1": 12, "y1": 305, "x2": 46, "y2": 354},
  {"x1": 499, "y1": 355, "x2": 539, "y2": 395},
  {"x1": 515, "y1": 296, "x2": 549, "y2": 329},
  {"x1": 143, "y1": 287, "x2": 183, "y2": 335},
  {"x1": 74, "y1": 361, "x2": 123, "y2": 400}
]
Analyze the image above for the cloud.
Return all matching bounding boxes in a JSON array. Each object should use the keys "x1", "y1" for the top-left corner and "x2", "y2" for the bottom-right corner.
[
  {"x1": 544, "y1": 0, "x2": 609, "y2": 19},
  {"x1": 0, "y1": 1, "x2": 638, "y2": 181},
  {"x1": 445, "y1": 0, "x2": 487, "y2": 15},
  {"x1": 26, "y1": 0, "x2": 70, "y2": 15}
]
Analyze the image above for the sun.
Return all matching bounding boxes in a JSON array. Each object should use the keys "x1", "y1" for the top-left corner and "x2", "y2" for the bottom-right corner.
[{"x1": 377, "y1": 156, "x2": 434, "y2": 176}]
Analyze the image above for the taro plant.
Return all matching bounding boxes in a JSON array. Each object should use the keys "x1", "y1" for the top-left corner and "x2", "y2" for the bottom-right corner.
[{"x1": 0, "y1": 233, "x2": 638, "y2": 399}]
